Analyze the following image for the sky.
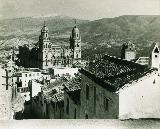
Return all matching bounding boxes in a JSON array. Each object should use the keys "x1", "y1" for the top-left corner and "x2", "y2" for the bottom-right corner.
[{"x1": 0, "y1": 0, "x2": 160, "y2": 20}]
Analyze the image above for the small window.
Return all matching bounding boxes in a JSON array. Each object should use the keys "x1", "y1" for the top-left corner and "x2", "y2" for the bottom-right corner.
[
  {"x1": 104, "y1": 97, "x2": 109, "y2": 111},
  {"x1": 25, "y1": 74, "x2": 27, "y2": 77},
  {"x1": 153, "y1": 79, "x2": 155, "y2": 84},
  {"x1": 74, "y1": 108, "x2": 77, "y2": 119},
  {"x1": 66, "y1": 98, "x2": 69, "y2": 115},
  {"x1": 86, "y1": 84, "x2": 89, "y2": 100},
  {"x1": 155, "y1": 55, "x2": 158, "y2": 58},
  {"x1": 85, "y1": 114, "x2": 88, "y2": 119},
  {"x1": 154, "y1": 47, "x2": 159, "y2": 53},
  {"x1": 94, "y1": 87, "x2": 96, "y2": 113},
  {"x1": 29, "y1": 74, "x2": 31, "y2": 77}
]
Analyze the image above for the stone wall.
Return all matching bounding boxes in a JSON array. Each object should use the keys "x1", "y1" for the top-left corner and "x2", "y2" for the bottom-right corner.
[
  {"x1": 64, "y1": 91, "x2": 80, "y2": 119},
  {"x1": 79, "y1": 74, "x2": 119, "y2": 119}
]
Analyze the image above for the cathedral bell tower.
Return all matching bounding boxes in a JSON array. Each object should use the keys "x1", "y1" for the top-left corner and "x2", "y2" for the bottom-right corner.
[
  {"x1": 69, "y1": 20, "x2": 81, "y2": 63},
  {"x1": 39, "y1": 21, "x2": 49, "y2": 51},
  {"x1": 38, "y1": 22, "x2": 51, "y2": 69}
]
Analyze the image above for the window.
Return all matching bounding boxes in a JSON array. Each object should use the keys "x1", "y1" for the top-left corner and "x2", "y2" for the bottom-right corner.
[
  {"x1": 86, "y1": 84, "x2": 89, "y2": 100},
  {"x1": 104, "y1": 97, "x2": 109, "y2": 111},
  {"x1": 37, "y1": 73, "x2": 39, "y2": 76},
  {"x1": 25, "y1": 74, "x2": 27, "y2": 77},
  {"x1": 154, "y1": 47, "x2": 159, "y2": 53},
  {"x1": 29, "y1": 74, "x2": 31, "y2": 77},
  {"x1": 46, "y1": 59, "x2": 48, "y2": 66},
  {"x1": 155, "y1": 55, "x2": 158, "y2": 58},
  {"x1": 94, "y1": 87, "x2": 96, "y2": 113},
  {"x1": 153, "y1": 79, "x2": 155, "y2": 84},
  {"x1": 77, "y1": 44, "x2": 79, "y2": 47},
  {"x1": 85, "y1": 114, "x2": 88, "y2": 119},
  {"x1": 74, "y1": 108, "x2": 77, "y2": 119},
  {"x1": 66, "y1": 98, "x2": 69, "y2": 115}
]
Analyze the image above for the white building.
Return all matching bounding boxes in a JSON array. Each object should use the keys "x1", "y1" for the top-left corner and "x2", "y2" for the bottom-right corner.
[
  {"x1": 52, "y1": 67, "x2": 79, "y2": 78},
  {"x1": 13, "y1": 69, "x2": 42, "y2": 101},
  {"x1": 135, "y1": 57, "x2": 150, "y2": 66},
  {"x1": 151, "y1": 43, "x2": 160, "y2": 69},
  {"x1": 119, "y1": 43, "x2": 160, "y2": 119},
  {"x1": 119, "y1": 69, "x2": 160, "y2": 119}
]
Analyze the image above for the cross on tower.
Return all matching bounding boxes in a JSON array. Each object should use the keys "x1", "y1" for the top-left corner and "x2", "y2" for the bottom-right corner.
[
  {"x1": 44, "y1": 21, "x2": 46, "y2": 27},
  {"x1": 75, "y1": 19, "x2": 77, "y2": 26}
]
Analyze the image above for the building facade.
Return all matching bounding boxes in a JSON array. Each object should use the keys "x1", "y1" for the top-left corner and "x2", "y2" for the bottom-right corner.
[
  {"x1": 17, "y1": 23, "x2": 81, "y2": 70},
  {"x1": 121, "y1": 41, "x2": 136, "y2": 61},
  {"x1": 64, "y1": 48, "x2": 160, "y2": 119}
]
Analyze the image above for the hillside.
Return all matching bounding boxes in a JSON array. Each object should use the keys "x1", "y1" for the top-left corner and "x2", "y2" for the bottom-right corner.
[
  {"x1": 1, "y1": 15, "x2": 160, "y2": 61},
  {"x1": 0, "y1": 16, "x2": 88, "y2": 39},
  {"x1": 54, "y1": 15, "x2": 160, "y2": 59}
]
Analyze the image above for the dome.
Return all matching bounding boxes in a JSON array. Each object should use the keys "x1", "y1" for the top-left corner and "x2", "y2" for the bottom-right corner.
[
  {"x1": 41, "y1": 25, "x2": 49, "y2": 32},
  {"x1": 72, "y1": 26, "x2": 79, "y2": 34}
]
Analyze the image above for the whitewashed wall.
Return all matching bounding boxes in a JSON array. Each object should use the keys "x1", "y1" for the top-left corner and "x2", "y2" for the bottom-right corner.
[
  {"x1": 119, "y1": 71, "x2": 160, "y2": 119},
  {"x1": 32, "y1": 81, "x2": 42, "y2": 97},
  {"x1": 53, "y1": 67, "x2": 78, "y2": 77},
  {"x1": 0, "y1": 67, "x2": 13, "y2": 120}
]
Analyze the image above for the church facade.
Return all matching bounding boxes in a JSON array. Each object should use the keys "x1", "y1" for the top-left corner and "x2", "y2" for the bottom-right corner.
[{"x1": 17, "y1": 23, "x2": 81, "y2": 70}]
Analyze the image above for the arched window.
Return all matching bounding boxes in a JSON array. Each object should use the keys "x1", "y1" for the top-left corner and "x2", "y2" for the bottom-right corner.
[{"x1": 154, "y1": 47, "x2": 159, "y2": 53}]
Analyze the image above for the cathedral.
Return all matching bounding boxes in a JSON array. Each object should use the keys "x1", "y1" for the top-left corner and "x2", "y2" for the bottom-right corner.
[{"x1": 17, "y1": 23, "x2": 81, "y2": 69}]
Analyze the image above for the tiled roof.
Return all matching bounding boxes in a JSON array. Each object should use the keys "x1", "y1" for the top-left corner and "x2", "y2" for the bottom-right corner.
[
  {"x1": 64, "y1": 76, "x2": 81, "y2": 104},
  {"x1": 42, "y1": 78, "x2": 66, "y2": 92},
  {"x1": 44, "y1": 91, "x2": 64, "y2": 102},
  {"x1": 64, "y1": 76, "x2": 81, "y2": 92},
  {"x1": 79, "y1": 55, "x2": 156, "y2": 92},
  {"x1": 42, "y1": 78, "x2": 66, "y2": 102}
]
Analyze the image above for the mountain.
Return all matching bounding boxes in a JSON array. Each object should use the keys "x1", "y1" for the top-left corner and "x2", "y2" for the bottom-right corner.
[
  {"x1": 0, "y1": 16, "x2": 89, "y2": 38},
  {"x1": 54, "y1": 15, "x2": 160, "y2": 59},
  {"x1": 1, "y1": 15, "x2": 160, "y2": 61}
]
